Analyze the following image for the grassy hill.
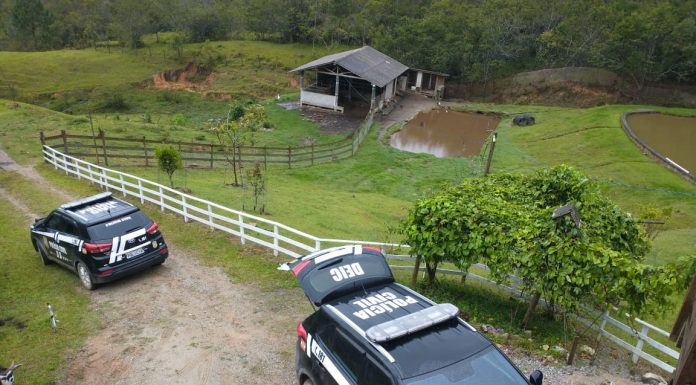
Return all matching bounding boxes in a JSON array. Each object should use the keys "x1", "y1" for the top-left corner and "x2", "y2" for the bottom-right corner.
[{"x1": 0, "y1": 38, "x2": 348, "y2": 100}]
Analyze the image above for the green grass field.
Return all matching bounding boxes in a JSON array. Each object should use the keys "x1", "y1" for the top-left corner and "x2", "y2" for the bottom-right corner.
[
  {"x1": 1, "y1": 41, "x2": 695, "y2": 375},
  {"x1": 0, "y1": 172, "x2": 94, "y2": 385}
]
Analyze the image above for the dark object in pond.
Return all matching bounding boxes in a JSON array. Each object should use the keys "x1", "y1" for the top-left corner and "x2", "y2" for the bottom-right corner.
[{"x1": 513, "y1": 114, "x2": 536, "y2": 126}]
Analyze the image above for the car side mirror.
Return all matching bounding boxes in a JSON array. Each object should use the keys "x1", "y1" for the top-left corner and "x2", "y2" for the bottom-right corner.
[{"x1": 529, "y1": 370, "x2": 543, "y2": 385}]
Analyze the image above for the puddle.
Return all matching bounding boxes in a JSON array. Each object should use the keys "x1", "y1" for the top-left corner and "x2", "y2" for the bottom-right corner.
[
  {"x1": 390, "y1": 109, "x2": 500, "y2": 157},
  {"x1": 626, "y1": 113, "x2": 696, "y2": 173}
]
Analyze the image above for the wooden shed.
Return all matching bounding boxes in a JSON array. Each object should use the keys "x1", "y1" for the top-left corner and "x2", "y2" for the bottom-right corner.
[
  {"x1": 671, "y1": 275, "x2": 696, "y2": 385},
  {"x1": 290, "y1": 46, "x2": 408, "y2": 112}
]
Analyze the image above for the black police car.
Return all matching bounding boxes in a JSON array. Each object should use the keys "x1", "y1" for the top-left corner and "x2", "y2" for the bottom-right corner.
[
  {"x1": 282, "y1": 245, "x2": 543, "y2": 385},
  {"x1": 30, "y1": 192, "x2": 169, "y2": 290}
]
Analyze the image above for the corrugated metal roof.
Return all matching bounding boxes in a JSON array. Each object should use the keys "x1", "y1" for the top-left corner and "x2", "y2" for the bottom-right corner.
[{"x1": 290, "y1": 46, "x2": 408, "y2": 88}]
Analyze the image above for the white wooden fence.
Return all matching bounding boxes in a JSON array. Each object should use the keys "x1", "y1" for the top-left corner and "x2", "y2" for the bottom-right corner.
[{"x1": 42, "y1": 145, "x2": 679, "y2": 373}]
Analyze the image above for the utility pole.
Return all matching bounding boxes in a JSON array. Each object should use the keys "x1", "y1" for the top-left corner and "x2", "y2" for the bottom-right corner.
[{"x1": 483, "y1": 132, "x2": 497, "y2": 177}]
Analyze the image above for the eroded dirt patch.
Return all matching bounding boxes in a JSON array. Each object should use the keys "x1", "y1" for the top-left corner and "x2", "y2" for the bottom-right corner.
[{"x1": 152, "y1": 62, "x2": 215, "y2": 92}]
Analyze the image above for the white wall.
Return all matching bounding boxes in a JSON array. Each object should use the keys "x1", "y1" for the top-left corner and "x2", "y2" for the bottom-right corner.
[{"x1": 301, "y1": 90, "x2": 338, "y2": 110}]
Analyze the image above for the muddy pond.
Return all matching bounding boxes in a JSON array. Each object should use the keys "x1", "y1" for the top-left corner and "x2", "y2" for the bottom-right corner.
[
  {"x1": 390, "y1": 109, "x2": 500, "y2": 158},
  {"x1": 626, "y1": 113, "x2": 696, "y2": 173}
]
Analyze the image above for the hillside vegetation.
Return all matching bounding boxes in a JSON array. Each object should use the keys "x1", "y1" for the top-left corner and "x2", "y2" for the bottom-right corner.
[{"x1": 2, "y1": 0, "x2": 695, "y2": 90}]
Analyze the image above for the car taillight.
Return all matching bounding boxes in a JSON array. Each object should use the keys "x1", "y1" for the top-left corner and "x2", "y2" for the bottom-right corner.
[
  {"x1": 291, "y1": 260, "x2": 311, "y2": 276},
  {"x1": 82, "y1": 242, "x2": 112, "y2": 254},
  {"x1": 363, "y1": 246, "x2": 382, "y2": 253},
  {"x1": 146, "y1": 222, "x2": 159, "y2": 235},
  {"x1": 297, "y1": 322, "x2": 308, "y2": 352}
]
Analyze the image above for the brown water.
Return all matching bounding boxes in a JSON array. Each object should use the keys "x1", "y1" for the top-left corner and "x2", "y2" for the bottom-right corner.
[
  {"x1": 626, "y1": 113, "x2": 696, "y2": 173},
  {"x1": 390, "y1": 109, "x2": 500, "y2": 157}
]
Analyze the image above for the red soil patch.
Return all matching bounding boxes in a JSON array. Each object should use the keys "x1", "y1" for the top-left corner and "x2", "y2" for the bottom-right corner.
[{"x1": 152, "y1": 62, "x2": 215, "y2": 91}]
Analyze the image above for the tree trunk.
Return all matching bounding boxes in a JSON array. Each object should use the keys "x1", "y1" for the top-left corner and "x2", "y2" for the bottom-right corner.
[
  {"x1": 231, "y1": 146, "x2": 239, "y2": 186},
  {"x1": 522, "y1": 292, "x2": 541, "y2": 329},
  {"x1": 411, "y1": 255, "x2": 422, "y2": 287},
  {"x1": 425, "y1": 260, "x2": 438, "y2": 286}
]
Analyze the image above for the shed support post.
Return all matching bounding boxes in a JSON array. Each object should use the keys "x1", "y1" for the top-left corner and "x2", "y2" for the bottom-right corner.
[
  {"x1": 335, "y1": 73, "x2": 340, "y2": 111},
  {"x1": 370, "y1": 84, "x2": 376, "y2": 111},
  {"x1": 299, "y1": 70, "x2": 305, "y2": 107}
]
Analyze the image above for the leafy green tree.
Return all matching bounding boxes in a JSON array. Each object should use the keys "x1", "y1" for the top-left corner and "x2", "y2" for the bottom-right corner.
[
  {"x1": 402, "y1": 165, "x2": 694, "y2": 327},
  {"x1": 155, "y1": 144, "x2": 182, "y2": 188}
]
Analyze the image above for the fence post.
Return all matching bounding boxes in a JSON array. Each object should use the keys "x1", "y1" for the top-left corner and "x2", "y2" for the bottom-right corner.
[
  {"x1": 207, "y1": 204, "x2": 213, "y2": 229},
  {"x1": 87, "y1": 163, "x2": 93, "y2": 183},
  {"x1": 143, "y1": 137, "x2": 148, "y2": 167},
  {"x1": 288, "y1": 147, "x2": 292, "y2": 169},
  {"x1": 74, "y1": 158, "x2": 80, "y2": 180},
  {"x1": 273, "y1": 224, "x2": 279, "y2": 256},
  {"x1": 239, "y1": 214, "x2": 245, "y2": 244},
  {"x1": 633, "y1": 325, "x2": 649, "y2": 364},
  {"x1": 120, "y1": 174, "x2": 126, "y2": 196},
  {"x1": 50, "y1": 148, "x2": 57, "y2": 170},
  {"x1": 62, "y1": 154, "x2": 69, "y2": 175},
  {"x1": 263, "y1": 146, "x2": 267, "y2": 170},
  {"x1": 40, "y1": 131, "x2": 45, "y2": 147},
  {"x1": 102, "y1": 169, "x2": 109, "y2": 191},
  {"x1": 100, "y1": 129, "x2": 109, "y2": 166},
  {"x1": 315, "y1": 239, "x2": 321, "y2": 251},
  {"x1": 311, "y1": 143, "x2": 315, "y2": 166},
  {"x1": 182, "y1": 195, "x2": 188, "y2": 223},
  {"x1": 138, "y1": 180, "x2": 144, "y2": 204},
  {"x1": 159, "y1": 186, "x2": 164, "y2": 211},
  {"x1": 61, "y1": 130, "x2": 69, "y2": 154},
  {"x1": 210, "y1": 144, "x2": 214, "y2": 169}
]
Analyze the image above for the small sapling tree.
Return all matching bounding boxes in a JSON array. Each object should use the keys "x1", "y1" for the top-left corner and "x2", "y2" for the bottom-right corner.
[
  {"x1": 155, "y1": 144, "x2": 182, "y2": 188},
  {"x1": 245, "y1": 161, "x2": 266, "y2": 213},
  {"x1": 209, "y1": 101, "x2": 266, "y2": 187}
]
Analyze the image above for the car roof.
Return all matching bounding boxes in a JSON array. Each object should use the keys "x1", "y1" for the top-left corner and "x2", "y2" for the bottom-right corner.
[
  {"x1": 57, "y1": 192, "x2": 138, "y2": 225},
  {"x1": 323, "y1": 283, "x2": 491, "y2": 380}
]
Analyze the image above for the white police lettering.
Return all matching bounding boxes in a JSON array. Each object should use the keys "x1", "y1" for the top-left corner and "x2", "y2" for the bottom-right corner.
[
  {"x1": 104, "y1": 216, "x2": 132, "y2": 227},
  {"x1": 48, "y1": 241, "x2": 67, "y2": 254},
  {"x1": 352, "y1": 291, "x2": 419, "y2": 320},
  {"x1": 311, "y1": 340, "x2": 326, "y2": 363},
  {"x1": 77, "y1": 201, "x2": 119, "y2": 216},
  {"x1": 329, "y1": 262, "x2": 365, "y2": 282}
]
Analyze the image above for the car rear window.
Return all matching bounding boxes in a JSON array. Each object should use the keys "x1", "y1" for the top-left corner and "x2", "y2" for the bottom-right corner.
[
  {"x1": 404, "y1": 345, "x2": 527, "y2": 385},
  {"x1": 87, "y1": 211, "x2": 152, "y2": 240}
]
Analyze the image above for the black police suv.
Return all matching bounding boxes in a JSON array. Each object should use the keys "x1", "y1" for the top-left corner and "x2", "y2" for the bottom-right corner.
[
  {"x1": 30, "y1": 192, "x2": 169, "y2": 290},
  {"x1": 282, "y1": 245, "x2": 544, "y2": 385}
]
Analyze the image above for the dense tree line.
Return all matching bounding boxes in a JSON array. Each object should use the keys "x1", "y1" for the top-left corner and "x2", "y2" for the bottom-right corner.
[{"x1": 2, "y1": 0, "x2": 696, "y2": 86}]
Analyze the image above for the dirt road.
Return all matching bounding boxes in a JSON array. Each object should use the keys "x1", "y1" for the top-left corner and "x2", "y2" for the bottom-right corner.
[
  {"x1": 0, "y1": 149, "x2": 651, "y2": 385},
  {"x1": 1, "y1": 149, "x2": 308, "y2": 385}
]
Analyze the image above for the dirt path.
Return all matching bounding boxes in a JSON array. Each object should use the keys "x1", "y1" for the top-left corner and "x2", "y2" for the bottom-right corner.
[
  {"x1": 0, "y1": 149, "x2": 307, "y2": 385},
  {"x1": 0, "y1": 149, "x2": 653, "y2": 385}
]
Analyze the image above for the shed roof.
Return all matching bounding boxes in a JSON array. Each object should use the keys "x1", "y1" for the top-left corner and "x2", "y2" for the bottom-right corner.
[{"x1": 290, "y1": 46, "x2": 407, "y2": 88}]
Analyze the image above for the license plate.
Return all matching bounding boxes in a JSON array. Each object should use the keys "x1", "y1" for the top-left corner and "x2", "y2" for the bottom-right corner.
[{"x1": 125, "y1": 248, "x2": 145, "y2": 259}]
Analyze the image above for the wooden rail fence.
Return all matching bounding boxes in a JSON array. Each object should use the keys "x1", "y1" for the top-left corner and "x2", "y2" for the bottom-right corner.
[{"x1": 41, "y1": 111, "x2": 375, "y2": 169}]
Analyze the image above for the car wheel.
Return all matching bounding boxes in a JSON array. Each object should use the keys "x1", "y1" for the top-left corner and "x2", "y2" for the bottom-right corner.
[
  {"x1": 37, "y1": 246, "x2": 52, "y2": 266},
  {"x1": 77, "y1": 261, "x2": 95, "y2": 290}
]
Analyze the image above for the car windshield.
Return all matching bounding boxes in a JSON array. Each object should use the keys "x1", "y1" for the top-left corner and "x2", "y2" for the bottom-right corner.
[
  {"x1": 405, "y1": 346, "x2": 528, "y2": 385},
  {"x1": 87, "y1": 211, "x2": 151, "y2": 240}
]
